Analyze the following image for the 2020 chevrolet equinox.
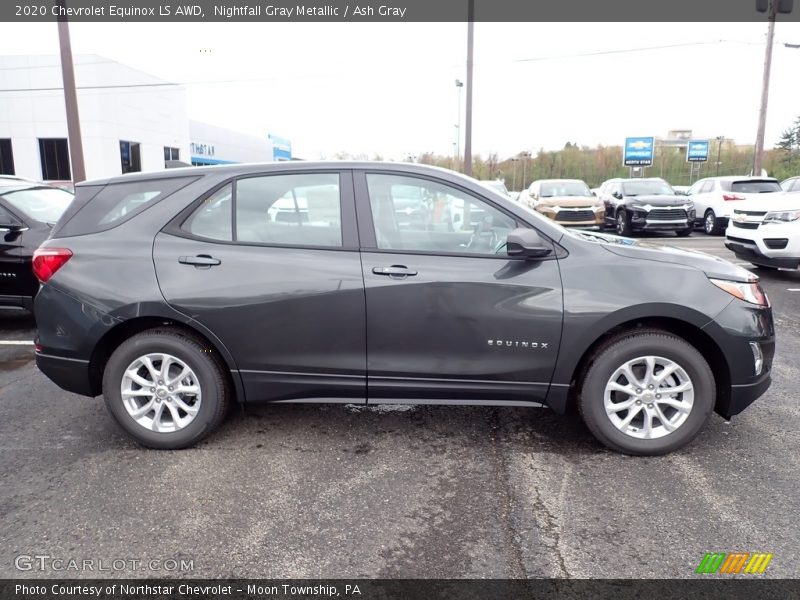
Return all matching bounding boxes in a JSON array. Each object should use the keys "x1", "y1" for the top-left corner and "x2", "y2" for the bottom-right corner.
[{"x1": 33, "y1": 163, "x2": 774, "y2": 455}]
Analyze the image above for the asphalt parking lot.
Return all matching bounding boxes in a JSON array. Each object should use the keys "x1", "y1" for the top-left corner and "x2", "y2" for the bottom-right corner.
[{"x1": 1, "y1": 234, "x2": 798, "y2": 579}]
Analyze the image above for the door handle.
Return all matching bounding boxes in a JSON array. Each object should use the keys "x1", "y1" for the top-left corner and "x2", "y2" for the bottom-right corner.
[
  {"x1": 179, "y1": 254, "x2": 221, "y2": 267},
  {"x1": 372, "y1": 265, "x2": 418, "y2": 277}
]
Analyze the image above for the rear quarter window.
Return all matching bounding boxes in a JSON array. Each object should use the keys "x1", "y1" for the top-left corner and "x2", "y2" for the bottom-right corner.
[{"x1": 52, "y1": 176, "x2": 198, "y2": 237}]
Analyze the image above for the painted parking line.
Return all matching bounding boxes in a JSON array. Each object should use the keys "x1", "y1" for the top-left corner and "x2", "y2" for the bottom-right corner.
[{"x1": 0, "y1": 340, "x2": 34, "y2": 345}]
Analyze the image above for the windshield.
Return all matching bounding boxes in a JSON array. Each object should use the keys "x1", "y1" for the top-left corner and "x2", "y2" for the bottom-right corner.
[
  {"x1": 621, "y1": 181, "x2": 674, "y2": 196},
  {"x1": 730, "y1": 180, "x2": 781, "y2": 194},
  {"x1": 540, "y1": 181, "x2": 592, "y2": 197},
  {"x1": 482, "y1": 181, "x2": 509, "y2": 196},
  {"x1": 1, "y1": 186, "x2": 74, "y2": 223}
]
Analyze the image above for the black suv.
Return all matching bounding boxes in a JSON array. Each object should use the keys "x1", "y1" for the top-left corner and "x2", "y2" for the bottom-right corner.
[
  {"x1": 34, "y1": 163, "x2": 773, "y2": 455},
  {"x1": 599, "y1": 178, "x2": 695, "y2": 236}
]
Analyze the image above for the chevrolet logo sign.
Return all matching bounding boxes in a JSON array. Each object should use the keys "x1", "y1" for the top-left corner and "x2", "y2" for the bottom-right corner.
[
  {"x1": 734, "y1": 214, "x2": 748, "y2": 223},
  {"x1": 628, "y1": 140, "x2": 652, "y2": 149}
]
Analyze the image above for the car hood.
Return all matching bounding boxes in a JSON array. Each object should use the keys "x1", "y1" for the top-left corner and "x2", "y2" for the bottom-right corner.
[
  {"x1": 623, "y1": 194, "x2": 689, "y2": 206},
  {"x1": 537, "y1": 196, "x2": 600, "y2": 208},
  {"x1": 572, "y1": 231, "x2": 755, "y2": 282},
  {"x1": 735, "y1": 193, "x2": 799, "y2": 212}
]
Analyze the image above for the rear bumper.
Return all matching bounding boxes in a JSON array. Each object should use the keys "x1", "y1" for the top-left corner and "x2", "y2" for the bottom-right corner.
[{"x1": 34, "y1": 351, "x2": 96, "y2": 397}]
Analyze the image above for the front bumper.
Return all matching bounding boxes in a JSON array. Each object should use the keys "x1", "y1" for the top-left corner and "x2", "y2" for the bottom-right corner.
[
  {"x1": 629, "y1": 208, "x2": 695, "y2": 231},
  {"x1": 704, "y1": 299, "x2": 775, "y2": 419},
  {"x1": 725, "y1": 222, "x2": 800, "y2": 268}
]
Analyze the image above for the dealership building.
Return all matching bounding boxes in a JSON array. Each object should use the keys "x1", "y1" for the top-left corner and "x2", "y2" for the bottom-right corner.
[{"x1": 0, "y1": 54, "x2": 292, "y2": 183}]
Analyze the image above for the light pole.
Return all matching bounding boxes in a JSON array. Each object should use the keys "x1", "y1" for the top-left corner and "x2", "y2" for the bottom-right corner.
[
  {"x1": 455, "y1": 79, "x2": 463, "y2": 170},
  {"x1": 511, "y1": 157, "x2": 519, "y2": 191},
  {"x1": 56, "y1": 0, "x2": 86, "y2": 183},
  {"x1": 753, "y1": 0, "x2": 794, "y2": 176},
  {"x1": 520, "y1": 152, "x2": 531, "y2": 189},
  {"x1": 715, "y1": 136, "x2": 725, "y2": 176},
  {"x1": 463, "y1": 0, "x2": 474, "y2": 176}
]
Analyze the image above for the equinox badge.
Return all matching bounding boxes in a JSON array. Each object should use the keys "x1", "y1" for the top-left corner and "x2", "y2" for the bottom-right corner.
[{"x1": 488, "y1": 340, "x2": 549, "y2": 349}]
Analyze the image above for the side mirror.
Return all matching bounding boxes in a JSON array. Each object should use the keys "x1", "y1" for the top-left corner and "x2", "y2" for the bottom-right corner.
[{"x1": 506, "y1": 228, "x2": 552, "y2": 259}]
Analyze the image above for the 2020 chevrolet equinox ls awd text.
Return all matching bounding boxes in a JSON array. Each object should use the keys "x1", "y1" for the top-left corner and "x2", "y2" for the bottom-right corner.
[{"x1": 32, "y1": 163, "x2": 774, "y2": 455}]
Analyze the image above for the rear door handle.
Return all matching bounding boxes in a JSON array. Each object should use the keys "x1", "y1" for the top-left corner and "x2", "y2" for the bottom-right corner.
[
  {"x1": 372, "y1": 265, "x2": 418, "y2": 277},
  {"x1": 179, "y1": 255, "x2": 221, "y2": 267}
]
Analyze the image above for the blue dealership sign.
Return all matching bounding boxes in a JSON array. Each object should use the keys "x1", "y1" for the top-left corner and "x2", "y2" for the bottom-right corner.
[
  {"x1": 686, "y1": 140, "x2": 710, "y2": 163},
  {"x1": 623, "y1": 137, "x2": 655, "y2": 167},
  {"x1": 269, "y1": 134, "x2": 292, "y2": 161}
]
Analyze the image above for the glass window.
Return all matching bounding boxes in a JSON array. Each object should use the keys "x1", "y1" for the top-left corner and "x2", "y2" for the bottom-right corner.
[
  {"x1": 235, "y1": 173, "x2": 342, "y2": 247},
  {"x1": 55, "y1": 176, "x2": 197, "y2": 237},
  {"x1": 539, "y1": 180, "x2": 592, "y2": 197},
  {"x1": 38, "y1": 138, "x2": 71, "y2": 181},
  {"x1": 686, "y1": 180, "x2": 704, "y2": 195},
  {"x1": 621, "y1": 180, "x2": 674, "y2": 196},
  {"x1": 183, "y1": 184, "x2": 233, "y2": 241},
  {"x1": 164, "y1": 147, "x2": 180, "y2": 162},
  {"x1": 0, "y1": 139, "x2": 14, "y2": 175},
  {"x1": 730, "y1": 180, "x2": 781, "y2": 194},
  {"x1": 120, "y1": 141, "x2": 142, "y2": 174},
  {"x1": 700, "y1": 180, "x2": 715, "y2": 193},
  {"x1": 0, "y1": 186, "x2": 73, "y2": 224},
  {"x1": 366, "y1": 173, "x2": 516, "y2": 255}
]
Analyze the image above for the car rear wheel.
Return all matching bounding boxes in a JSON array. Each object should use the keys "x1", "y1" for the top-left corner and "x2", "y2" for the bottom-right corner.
[
  {"x1": 578, "y1": 331, "x2": 715, "y2": 455},
  {"x1": 616, "y1": 210, "x2": 631, "y2": 236},
  {"x1": 102, "y1": 328, "x2": 231, "y2": 449},
  {"x1": 704, "y1": 210, "x2": 722, "y2": 235}
]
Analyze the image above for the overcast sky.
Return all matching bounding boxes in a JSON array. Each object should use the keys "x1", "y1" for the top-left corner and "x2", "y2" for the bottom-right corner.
[{"x1": 1, "y1": 21, "x2": 799, "y2": 160}]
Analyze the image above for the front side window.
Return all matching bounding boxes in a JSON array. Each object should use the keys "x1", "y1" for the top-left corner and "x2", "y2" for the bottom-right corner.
[
  {"x1": 366, "y1": 173, "x2": 516, "y2": 255},
  {"x1": 183, "y1": 173, "x2": 342, "y2": 247}
]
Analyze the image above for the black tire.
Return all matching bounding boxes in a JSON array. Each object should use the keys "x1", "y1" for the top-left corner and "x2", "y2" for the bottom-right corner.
[
  {"x1": 616, "y1": 210, "x2": 632, "y2": 236},
  {"x1": 675, "y1": 227, "x2": 692, "y2": 237},
  {"x1": 578, "y1": 330, "x2": 715, "y2": 456},
  {"x1": 704, "y1": 210, "x2": 722, "y2": 235},
  {"x1": 102, "y1": 328, "x2": 231, "y2": 449}
]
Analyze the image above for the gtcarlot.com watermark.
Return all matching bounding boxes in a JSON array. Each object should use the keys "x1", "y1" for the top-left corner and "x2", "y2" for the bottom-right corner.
[{"x1": 14, "y1": 554, "x2": 194, "y2": 573}]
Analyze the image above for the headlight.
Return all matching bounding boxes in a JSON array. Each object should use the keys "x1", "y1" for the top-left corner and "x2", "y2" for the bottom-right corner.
[
  {"x1": 763, "y1": 209, "x2": 800, "y2": 223},
  {"x1": 709, "y1": 278, "x2": 770, "y2": 307}
]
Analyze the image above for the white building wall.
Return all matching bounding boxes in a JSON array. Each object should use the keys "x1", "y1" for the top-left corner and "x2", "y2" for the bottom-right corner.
[
  {"x1": 189, "y1": 120, "x2": 273, "y2": 164},
  {"x1": 0, "y1": 54, "x2": 191, "y2": 182}
]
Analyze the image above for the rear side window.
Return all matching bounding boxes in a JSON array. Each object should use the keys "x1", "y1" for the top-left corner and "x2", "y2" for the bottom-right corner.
[
  {"x1": 53, "y1": 176, "x2": 198, "y2": 237},
  {"x1": 182, "y1": 173, "x2": 342, "y2": 248}
]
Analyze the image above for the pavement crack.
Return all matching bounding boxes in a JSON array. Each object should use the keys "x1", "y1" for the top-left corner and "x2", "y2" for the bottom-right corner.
[{"x1": 489, "y1": 409, "x2": 529, "y2": 579}]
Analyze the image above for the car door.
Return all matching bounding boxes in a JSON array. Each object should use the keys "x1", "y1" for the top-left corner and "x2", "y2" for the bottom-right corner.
[
  {"x1": 355, "y1": 170, "x2": 563, "y2": 405},
  {"x1": 153, "y1": 170, "x2": 366, "y2": 403},
  {"x1": 0, "y1": 203, "x2": 26, "y2": 302}
]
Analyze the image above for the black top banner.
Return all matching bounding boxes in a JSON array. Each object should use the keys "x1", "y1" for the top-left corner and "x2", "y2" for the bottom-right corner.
[{"x1": 2, "y1": 0, "x2": 800, "y2": 22}]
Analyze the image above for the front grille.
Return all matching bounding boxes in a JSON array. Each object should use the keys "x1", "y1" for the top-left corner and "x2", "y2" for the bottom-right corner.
[
  {"x1": 556, "y1": 210, "x2": 594, "y2": 222},
  {"x1": 727, "y1": 235, "x2": 757, "y2": 245},
  {"x1": 734, "y1": 210, "x2": 767, "y2": 217},
  {"x1": 732, "y1": 221, "x2": 759, "y2": 230},
  {"x1": 647, "y1": 208, "x2": 688, "y2": 221},
  {"x1": 764, "y1": 238, "x2": 789, "y2": 249}
]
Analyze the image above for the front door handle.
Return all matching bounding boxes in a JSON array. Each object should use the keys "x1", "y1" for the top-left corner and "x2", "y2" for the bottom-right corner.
[
  {"x1": 179, "y1": 254, "x2": 221, "y2": 267},
  {"x1": 372, "y1": 265, "x2": 418, "y2": 278}
]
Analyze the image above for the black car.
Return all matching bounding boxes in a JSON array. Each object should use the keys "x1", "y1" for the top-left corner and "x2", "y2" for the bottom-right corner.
[
  {"x1": 33, "y1": 163, "x2": 773, "y2": 455},
  {"x1": 0, "y1": 177, "x2": 74, "y2": 308},
  {"x1": 599, "y1": 178, "x2": 695, "y2": 236}
]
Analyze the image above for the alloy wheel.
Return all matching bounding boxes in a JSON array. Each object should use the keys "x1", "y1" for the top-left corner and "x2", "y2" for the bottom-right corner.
[
  {"x1": 603, "y1": 355, "x2": 694, "y2": 439},
  {"x1": 120, "y1": 353, "x2": 202, "y2": 433}
]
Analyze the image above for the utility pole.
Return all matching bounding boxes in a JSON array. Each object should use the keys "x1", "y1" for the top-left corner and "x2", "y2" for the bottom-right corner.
[
  {"x1": 511, "y1": 157, "x2": 519, "y2": 191},
  {"x1": 715, "y1": 136, "x2": 725, "y2": 176},
  {"x1": 454, "y1": 79, "x2": 463, "y2": 170},
  {"x1": 752, "y1": 0, "x2": 777, "y2": 177},
  {"x1": 463, "y1": 0, "x2": 474, "y2": 176},
  {"x1": 56, "y1": 0, "x2": 86, "y2": 183}
]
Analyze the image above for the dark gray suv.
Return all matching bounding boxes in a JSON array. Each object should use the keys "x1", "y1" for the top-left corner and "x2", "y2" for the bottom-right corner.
[{"x1": 33, "y1": 163, "x2": 774, "y2": 455}]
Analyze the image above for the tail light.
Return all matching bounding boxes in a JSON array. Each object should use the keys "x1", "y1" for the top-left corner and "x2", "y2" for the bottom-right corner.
[
  {"x1": 723, "y1": 194, "x2": 745, "y2": 201},
  {"x1": 32, "y1": 248, "x2": 72, "y2": 283}
]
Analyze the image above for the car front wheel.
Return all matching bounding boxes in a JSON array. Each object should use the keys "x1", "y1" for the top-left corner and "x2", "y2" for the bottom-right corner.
[
  {"x1": 578, "y1": 330, "x2": 715, "y2": 455},
  {"x1": 102, "y1": 328, "x2": 231, "y2": 449},
  {"x1": 616, "y1": 210, "x2": 632, "y2": 236}
]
